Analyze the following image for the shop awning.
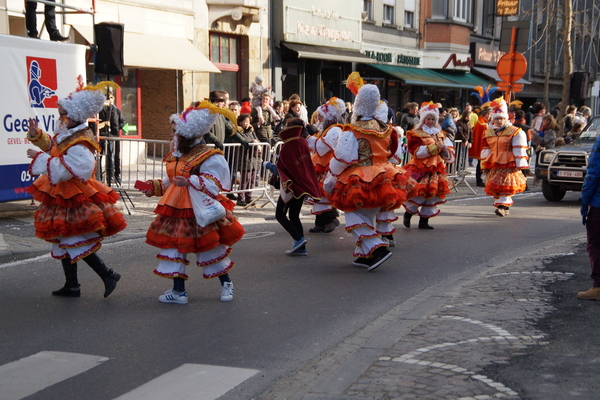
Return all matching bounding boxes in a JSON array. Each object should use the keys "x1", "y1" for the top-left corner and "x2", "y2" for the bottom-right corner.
[
  {"x1": 69, "y1": 25, "x2": 220, "y2": 73},
  {"x1": 282, "y1": 42, "x2": 375, "y2": 64},
  {"x1": 472, "y1": 66, "x2": 530, "y2": 85},
  {"x1": 370, "y1": 64, "x2": 459, "y2": 87},
  {"x1": 434, "y1": 70, "x2": 495, "y2": 89}
]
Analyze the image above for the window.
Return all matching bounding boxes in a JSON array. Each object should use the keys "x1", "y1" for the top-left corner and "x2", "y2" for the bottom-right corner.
[
  {"x1": 432, "y1": 0, "x2": 448, "y2": 19},
  {"x1": 453, "y1": 0, "x2": 470, "y2": 22},
  {"x1": 117, "y1": 69, "x2": 140, "y2": 138},
  {"x1": 404, "y1": 11, "x2": 414, "y2": 28},
  {"x1": 363, "y1": 0, "x2": 372, "y2": 20},
  {"x1": 383, "y1": 5, "x2": 395, "y2": 24},
  {"x1": 209, "y1": 33, "x2": 240, "y2": 100}
]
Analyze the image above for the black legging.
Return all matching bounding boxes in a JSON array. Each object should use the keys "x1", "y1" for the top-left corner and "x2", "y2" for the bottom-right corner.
[{"x1": 276, "y1": 195, "x2": 305, "y2": 242}]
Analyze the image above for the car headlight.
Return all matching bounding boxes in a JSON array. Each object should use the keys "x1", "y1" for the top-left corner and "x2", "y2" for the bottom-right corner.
[{"x1": 541, "y1": 152, "x2": 556, "y2": 164}]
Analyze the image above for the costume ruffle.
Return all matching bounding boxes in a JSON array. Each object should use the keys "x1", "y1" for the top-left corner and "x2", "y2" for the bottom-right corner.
[
  {"x1": 404, "y1": 164, "x2": 451, "y2": 199},
  {"x1": 146, "y1": 195, "x2": 244, "y2": 254},
  {"x1": 27, "y1": 176, "x2": 126, "y2": 240},
  {"x1": 484, "y1": 168, "x2": 527, "y2": 197},
  {"x1": 328, "y1": 164, "x2": 417, "y2": 212}
]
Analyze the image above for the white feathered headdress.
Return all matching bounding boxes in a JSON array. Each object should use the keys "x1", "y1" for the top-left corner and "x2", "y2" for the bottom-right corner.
[
  {"x1": 353, "y1": 84, "x2": 381, "y2": 119},
  {"x1": 176, "y1": 100, "x2": 237, "y2": 139},
  {"x1": 317, "y1": 97, "x2": 346, "y2": 121},
  {"x1": 489, "y1": 96, "x2": 508, "y2": 121},
  {"x1": 58, "y1": 78, "x2": 119, "y2": 122}
]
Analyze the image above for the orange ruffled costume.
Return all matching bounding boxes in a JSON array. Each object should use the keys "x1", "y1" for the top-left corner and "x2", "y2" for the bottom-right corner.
[
  {"x1": 404, "y1": 129, "x2": 452, "y2": 200},
  {"x1": 328, "y1": 120, "x2": 417, "y2": 213},
  {"x1": 481, "y1": 125, "x2": 528, "y2": 203},
  {"x1": 146, "y1": 145, "x2": 245, "y2": 279},
  {"x1": 27, "y1": 129, "x2": 126, "y2": 260}
]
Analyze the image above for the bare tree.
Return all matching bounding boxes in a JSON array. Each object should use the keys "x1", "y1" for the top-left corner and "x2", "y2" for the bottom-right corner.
[{"x1": 559, "y1": 0, "x2": 573, "y2": 123}]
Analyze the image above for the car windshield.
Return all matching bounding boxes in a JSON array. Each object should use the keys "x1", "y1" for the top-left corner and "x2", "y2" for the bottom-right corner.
[{"x1": 574, "y1": 116, "x2": 600, "y2": 144}]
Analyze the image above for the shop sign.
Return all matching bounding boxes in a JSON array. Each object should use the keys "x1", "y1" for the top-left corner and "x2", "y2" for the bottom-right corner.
[
  {"x1": 474, "y1": 43, "x2": 505, "y2": 67},
  {"x1": 442, "y1": 53, "x2": 473, "y2": 69},
  {"x1": 364, "y1": 51, "x2": 421, "y2": 66},
  {"x1": 283, "y1": 1, "x2": 361, "y2": 50},
  {"x1": 496, "y1": 0, "x2": 520, "y2": 17}
]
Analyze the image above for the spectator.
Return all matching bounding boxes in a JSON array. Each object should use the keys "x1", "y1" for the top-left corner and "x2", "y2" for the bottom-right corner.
[
  {"x1": 465, "y1": 104, "x2": 478, "y2": 128},
  {"x1": 400, "y1": 102, "x2": 419, "y2": 133},
  {"x1": 440, "y1": 108, "x2": 457, "y2": 141},
  {"x1": 551, "y1": 102, "x2": 562, "y2": 119},
  {"x1": 235, "y1": 114, "x2": 262, "y2": 207},
  {"x1": 25, "y1": 1, "x2": 68, "y2": 41},
  {"x1": 228, "y1": 101, "x2": 241, "y2": 117},
  {"x1": 563, "y1": 105, "x2": 578, "y2": 135},
  {"x1": 98, "y1": 91, "x2": 125, "y2": 186},
  {"x1": 289, "y1": 94, "x2": 309, "y2": 123},
  {"x1": 566, "y1": 121, "x2": 585, "y2": 144},
  {"x1": 250, "y1": 75, "x2": 279, "y2": 124},
  {"x1": 575, "y1": 106, "x2": 593, "y2": 126},
  {"x1": 240, "y1": 97, "x2": 252, "y2": 114},
  {"x1": 531, "y1": 102, "x2": 546, "y2": 131},
  {"x1": 204, "y1": 90, "x2": 233, "y2": 150},
  {"x1": 455, "y1": 109, "x2": 473, "y2": 147},
  {"x1": 251, "y1": 93, "x2": 275, "y2": 144},
  {"x1": 577, "y1": 133, "x2": 600, "y2": 300}
]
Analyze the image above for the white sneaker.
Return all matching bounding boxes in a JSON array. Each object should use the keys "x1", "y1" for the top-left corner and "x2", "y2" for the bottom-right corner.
[
  {"x1": 221, "y1": 282, "x2": 234, "y2": 302},
  {"x1": 159, "y1": 290, "x2": 188, "y2": 304}
]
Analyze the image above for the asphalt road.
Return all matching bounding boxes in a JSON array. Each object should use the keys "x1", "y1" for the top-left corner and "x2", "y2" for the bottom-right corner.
[{"x1": 0, "y1": 189, "x2": 586, "y2": 399}]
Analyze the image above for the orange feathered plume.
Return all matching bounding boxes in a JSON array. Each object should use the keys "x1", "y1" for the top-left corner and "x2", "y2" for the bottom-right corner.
[{"x1": 346, "y1": 72, "x2": 364, "y2": 96}]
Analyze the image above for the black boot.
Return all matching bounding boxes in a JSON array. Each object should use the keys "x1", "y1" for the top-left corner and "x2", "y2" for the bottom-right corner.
[
  {"x1": 25, "y1": 1, "x2": 39, "y2": 38},
  {"x1": 403, "y1": 211, "x2": 412, "y2": 228},
  {"x1": 52, "y1": 258, "x2": 80, "y2": 297},
  {"x1": 418, "y1": 217, "x2": 434, "y2": 230},
  {"x1": 44, "y1": 5, "x2": 69, "y2": 41},
  {"x1": 83, "y1": 253, "x2": 121, "y2": 298}
]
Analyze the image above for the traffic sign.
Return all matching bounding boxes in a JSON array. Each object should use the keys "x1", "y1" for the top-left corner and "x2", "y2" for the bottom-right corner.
[
  {"x1": 497, "y1": 82, "x2": 523, "y2": 93},
  {"x1": 496, "y1": 52, "x2": 527, "y2": 83}
]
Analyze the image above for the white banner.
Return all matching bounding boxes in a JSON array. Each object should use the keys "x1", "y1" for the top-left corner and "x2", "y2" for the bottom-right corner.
[{"x1": 0, "y1": 34, "x2": 86, "y2": 202}]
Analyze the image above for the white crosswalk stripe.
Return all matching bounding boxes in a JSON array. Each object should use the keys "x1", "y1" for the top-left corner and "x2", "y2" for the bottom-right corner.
[
  {"x1": 113, "y1": 363, "x2": 259, "y2": 400},
  {"x1": 0, "y1": 352, "x2": 259, "y2": 400},
  {"x1": 0, "y1": 351, "x2": 109, "y2": 400}
]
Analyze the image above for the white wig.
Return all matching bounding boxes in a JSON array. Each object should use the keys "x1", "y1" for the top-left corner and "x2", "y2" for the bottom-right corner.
[
  {"x1": 317, "y1": 97, "x2": 346, "y2": 122},
  {"x1": 352, "y1": 84, "x2": 380, "y2": 119}
]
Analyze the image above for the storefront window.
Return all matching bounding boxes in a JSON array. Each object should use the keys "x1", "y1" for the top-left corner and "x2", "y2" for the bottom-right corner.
[
  {"x1": 209, "y1": 33, "x2": 240, "y2": 101},
  {"x1": 117, "y1": 68, "x2": 140, "y2": 138}
]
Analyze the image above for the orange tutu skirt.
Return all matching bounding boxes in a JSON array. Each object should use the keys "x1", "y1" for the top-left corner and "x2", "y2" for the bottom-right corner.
[
  {"x1": 27, "y1": 176, "x2": 126, "y2": 240},
  {"x1": 484, "y1": 168, "x2": 527, "y2": 197},
  {"x1": 328, "y1": 164, "x2": 417, "y2": 212},
  {"x1": 146, "y1": 195, "x2": 245, "y2": 254},
  {"x1": 404, "y1": 165, "x2": 451, "y2": 200}
]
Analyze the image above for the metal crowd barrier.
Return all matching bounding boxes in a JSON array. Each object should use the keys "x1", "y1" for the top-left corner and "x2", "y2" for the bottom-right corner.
[
  {"x1": 96, "y1": 137, "x2": 278, "y2": 208},
  {"x1": 445, "y1": 140, "x2": 476, "y2": 194}
]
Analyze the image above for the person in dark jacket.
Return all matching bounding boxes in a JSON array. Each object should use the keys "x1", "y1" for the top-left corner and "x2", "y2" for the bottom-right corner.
[
  {"x1": 251, "y1": 93, "x2": 275, "y2": 144},
  {"x1": 98, "y1": 92, "x2": 125, "y2": 186},
  {"x1": 578, "y1": 135, "x2": 600, "y2": 300},
  {"x1": 455, "y1": 109, "x2": 473, "y2": 146},
  {"x1": 203, "y1": 91, "x2": 233, "y2": 150},
  {"x1": 235, "y1": 114, "x2": 262, "y2": 206},
  {"x1": 400, "y1": 102, "x2": 419, "y2": 133}
]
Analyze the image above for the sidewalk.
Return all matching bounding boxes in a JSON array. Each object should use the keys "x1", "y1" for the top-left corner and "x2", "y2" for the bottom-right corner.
[{"x1": 256, "y1": 236, "x2": 593, "y2": 400}]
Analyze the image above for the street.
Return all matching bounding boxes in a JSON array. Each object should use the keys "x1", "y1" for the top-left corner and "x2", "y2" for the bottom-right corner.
[{"x1": 0, "y1": 188, "x2": 591, "y2": 399}]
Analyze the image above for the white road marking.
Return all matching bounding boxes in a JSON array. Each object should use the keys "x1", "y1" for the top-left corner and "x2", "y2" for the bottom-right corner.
[
  {"x1": 241, "y1": 231, "x2": 276, "y2": 239},
  {"x1": 0, "y1": 351, "x2": 108, "y2": 400},
  {"x1": 0, "y1": 233, "x2": 7, "y2": 251},
  {"x1": 113, "y1": 363, "x2": 259, "y2": 400}
]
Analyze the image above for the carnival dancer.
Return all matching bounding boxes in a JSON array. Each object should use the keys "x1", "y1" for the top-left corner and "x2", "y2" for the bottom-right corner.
[
  {"x1": 480, "y1": 97, "x2": 528, "y2": 216},
  {"x1": 26, "y1": 80, "x2": 126, "y2": 298},
  {"x1": 142, "y1": 102, "x2": 245, "y2": 304},
  {"x1": 275, "y1": 118, "x2": 322, "y2": 255},
  {"x1": 403, "y1": 102, "x2": 456, "y2": 229},
  {"x1": 306, "y1": 97, "x2": 346, "y2": 233},
  {"x1": 324, "y1": 74, "x2": 417, "y2": 270}
]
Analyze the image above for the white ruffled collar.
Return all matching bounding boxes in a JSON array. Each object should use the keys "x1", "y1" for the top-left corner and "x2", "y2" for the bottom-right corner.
[
  {"x1": 54, "y1": 123, "x2": 88, "y2": 144},
  {"x1": 421, "y1": 125, "x2": 441, "y2": 135}
]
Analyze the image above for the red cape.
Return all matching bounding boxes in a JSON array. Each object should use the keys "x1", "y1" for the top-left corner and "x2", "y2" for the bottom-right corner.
[{"x1": 276, "y1": 126, "x2": 321, "y2": 201}]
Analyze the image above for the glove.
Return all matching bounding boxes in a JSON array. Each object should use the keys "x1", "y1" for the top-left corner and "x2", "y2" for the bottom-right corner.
[
  {"x1": 323, "y1": 174, "x2": 337, "y2": 195},
  {"x1": 581, "y1": 204, "x2": 589, "y2": 226}
]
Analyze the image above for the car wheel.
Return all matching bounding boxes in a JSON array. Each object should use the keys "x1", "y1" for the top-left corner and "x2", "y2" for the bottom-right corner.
[{"x1": 542, "y1": 180, "x2": 566, "y2": 202}]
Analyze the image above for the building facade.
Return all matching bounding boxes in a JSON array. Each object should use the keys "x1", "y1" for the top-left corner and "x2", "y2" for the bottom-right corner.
[{"x1": 0, "y1": 0, "x2": 271, "y2": 140}]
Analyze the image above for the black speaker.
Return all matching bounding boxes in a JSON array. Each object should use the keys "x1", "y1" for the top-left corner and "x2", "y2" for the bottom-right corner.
[
  {"x1": 94, "y1": 22, "x2": 124, "y2": 76},
  {"x1": 570, "y1": 72, "x2": 590, "y2": 100}
]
